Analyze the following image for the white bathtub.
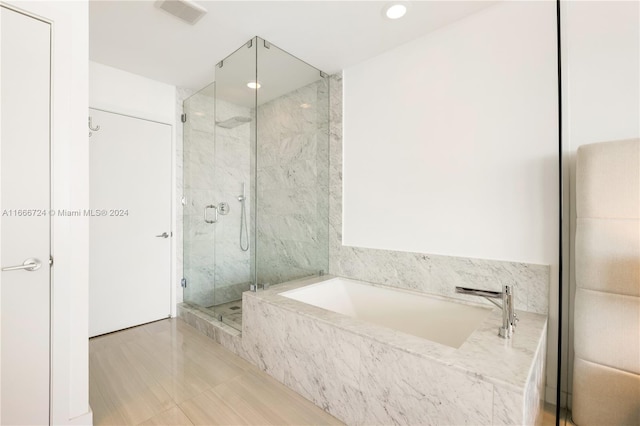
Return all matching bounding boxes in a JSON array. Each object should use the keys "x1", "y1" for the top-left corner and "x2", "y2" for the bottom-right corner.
[{"x1": 280, "y1": 277, "x2": 492, "y2": 348}]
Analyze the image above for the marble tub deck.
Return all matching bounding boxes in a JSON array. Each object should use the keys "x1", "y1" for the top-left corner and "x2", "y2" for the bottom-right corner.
[{"x1": 242, "y1": 274, "x2": 548, "y2": 425}]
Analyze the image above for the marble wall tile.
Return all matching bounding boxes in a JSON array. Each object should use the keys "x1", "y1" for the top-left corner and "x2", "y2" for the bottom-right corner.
[
  {"x1": 327, "y1": 73, "x2": 550, "y2": 315},
  {"x1": 256, "y1": 79, "x2": 330, "y2": 285},
  {"x1": 212, "y1": 280, "x2": 250, "y2": 305}
]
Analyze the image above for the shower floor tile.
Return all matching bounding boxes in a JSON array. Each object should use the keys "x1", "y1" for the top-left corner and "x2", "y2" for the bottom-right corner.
[{"x1": 205, "y1": 300, "x2": 243, "y2": 330}]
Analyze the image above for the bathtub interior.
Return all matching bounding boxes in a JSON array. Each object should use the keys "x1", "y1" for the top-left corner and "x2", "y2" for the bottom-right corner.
[{"x1": 280, "y1": 278, "x2": 492, "y2": 348}]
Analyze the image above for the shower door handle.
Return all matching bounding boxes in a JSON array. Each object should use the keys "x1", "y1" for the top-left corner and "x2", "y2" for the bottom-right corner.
[
  {"x1": 155, "y1": 232, "x2": 170, "y2": 238},
  {"x1": 204, "y1": 204, "x2": 218, "y2": 224}
]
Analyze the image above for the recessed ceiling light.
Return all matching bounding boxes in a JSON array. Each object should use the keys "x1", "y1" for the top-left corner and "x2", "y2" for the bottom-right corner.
[
  {"x1": 300, "y1": 103, "x2": 312, "y2": 109},
  {"x1": 383, "y1": 3, "x2": 408, "y2": 20},
  {"x1": 247, "y1": 81, "x2": 261, "y2": 89}
]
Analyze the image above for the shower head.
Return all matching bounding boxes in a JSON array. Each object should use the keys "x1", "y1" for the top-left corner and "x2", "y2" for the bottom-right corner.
[{"x1": 216, "y1": 116, "x2": 252, "y2": 129}]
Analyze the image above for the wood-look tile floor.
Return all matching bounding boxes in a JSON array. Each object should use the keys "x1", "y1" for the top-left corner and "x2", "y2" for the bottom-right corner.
[
  {"x1": 542, "y1": 402, "x2": 577, "y2": 426},
  {"x1": 89, "y1": 318, "x2": 343, "y2": 425}
]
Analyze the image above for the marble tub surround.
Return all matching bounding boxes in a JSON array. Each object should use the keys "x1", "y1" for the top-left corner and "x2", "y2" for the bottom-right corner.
[
  {"x1": 327, "y1": 74, "x2": 549, "y2": 316},
  {"x1": 242, "y1": 275, "x2": 547, "y2": 425}
]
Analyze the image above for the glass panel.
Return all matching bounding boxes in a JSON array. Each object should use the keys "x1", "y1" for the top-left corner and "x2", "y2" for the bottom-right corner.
[
  {"x1": 182, "y1": 82, "x2": 216, "y2": 309},
  {"x1": 212, "y1": 39, "x2": 256, "y2": 313},
  {"x1": 255, "y1": 37, "x2": 330, "y2": 286}
]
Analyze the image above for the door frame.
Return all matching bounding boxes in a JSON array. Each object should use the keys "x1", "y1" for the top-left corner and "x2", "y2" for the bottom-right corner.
[
  {"x1": 1, "y1": 1, "x2": 91, "y2": 424},
  {"x1": 88, "y1": 107, "x2": 174, "y2": 328}
]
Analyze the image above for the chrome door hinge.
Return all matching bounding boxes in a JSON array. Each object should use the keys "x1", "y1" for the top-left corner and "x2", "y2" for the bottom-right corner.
[
  {"x1": 181, "y1": 113, "x2": 187, "y2": 123},
  {"x1": 181, "y1": 278, "x2": 187, "y2": 288},
  {"x1": 49, "y1": 255, "x2": 53, "y2": 267}
]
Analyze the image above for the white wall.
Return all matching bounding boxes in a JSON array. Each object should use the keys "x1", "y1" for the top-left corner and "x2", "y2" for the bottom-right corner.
[
  {"x1": 343, "y1": 0, "x2": 560, "y2": 404},
  {"x1": 4, "y1": 0, "x2": 92, "y2": 423},
  {"x1": 343, "y1": 1, "x2": 557, "y2": 265},
  {"x1": 89, "y1": 61, "x2": 176, "y2": 124},
  {"x1": 563, "y1": 0, "x2": 640, "y2": 406},
  {"x1": 89, "y1": 61, "x2": 181, "y2": 315}
]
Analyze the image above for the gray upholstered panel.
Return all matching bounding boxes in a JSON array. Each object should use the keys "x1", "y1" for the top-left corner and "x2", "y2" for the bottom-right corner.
[
  {"x1": 574, "y1": 288, "x2": 640, "y2": 374},
  {"x1": 573, "y1": 358, "x2": 640, "y2": 425},
  {"x1": 575, "y1": 139, "x2": 639, "y2": 219},
  {"x1": 576, "y1": 218, "x2": 640, "y2": 296},
  {"x1": 572, "y1": 139, "x2": 640, "y2": 426}
]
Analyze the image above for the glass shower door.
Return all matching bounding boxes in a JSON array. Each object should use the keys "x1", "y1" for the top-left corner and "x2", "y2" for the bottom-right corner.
[
  {"x1": 183, "y1": 83, "x2": 216, "y2": 310},
  {"x1": 182, "y1": 41, "x2": 256, "y2": 330}
]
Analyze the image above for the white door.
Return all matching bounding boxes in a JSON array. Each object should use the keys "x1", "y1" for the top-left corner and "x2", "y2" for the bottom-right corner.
[
  {"x1": 0, "y1": 6, "x2": 51, "y2": 425},
  {"x1": 89, "y1": 109, "x2": 172, "y2": 337}
]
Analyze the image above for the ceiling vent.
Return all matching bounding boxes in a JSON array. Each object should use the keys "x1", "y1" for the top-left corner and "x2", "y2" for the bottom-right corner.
[{"x1": 155, "y1": 0, "x2": 207, "y2": 25}]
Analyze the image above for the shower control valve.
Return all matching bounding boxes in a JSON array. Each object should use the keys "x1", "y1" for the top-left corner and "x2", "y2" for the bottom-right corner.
[{"x1": 218, "y1": 202, "x2": 230, "y2": 215}]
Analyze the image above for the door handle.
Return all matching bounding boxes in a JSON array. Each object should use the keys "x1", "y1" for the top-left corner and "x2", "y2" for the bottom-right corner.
[
  {"x1": 2, "y1": 258, "x2": 42, "y2": 272},
  {"x1": 204, "y1": 204, "x2": 218, "y2": 224},
  {"x1": 155, "y1": 232, "x2": 170, "y2": 238}
]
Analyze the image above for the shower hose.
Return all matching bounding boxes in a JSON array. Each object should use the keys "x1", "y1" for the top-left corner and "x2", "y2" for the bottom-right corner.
[{"x1": 239, "y1": 194, "x2": 249, "y2": 252}]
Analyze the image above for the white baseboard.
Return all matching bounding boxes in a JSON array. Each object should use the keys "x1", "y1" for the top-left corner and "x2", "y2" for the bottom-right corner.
[{"x1": 66, "y1": 407, "x2": 93, "y2": 426}]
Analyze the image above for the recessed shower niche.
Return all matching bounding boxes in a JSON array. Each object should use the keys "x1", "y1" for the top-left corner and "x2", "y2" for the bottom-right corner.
[{"x1": 182, "y1": 37, "x2": 330, "y2": 329}]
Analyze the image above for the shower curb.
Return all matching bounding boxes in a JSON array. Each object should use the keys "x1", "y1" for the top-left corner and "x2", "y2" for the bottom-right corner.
[{"x1": 177, "y1": 302, "x2": 247, "y2": 359}]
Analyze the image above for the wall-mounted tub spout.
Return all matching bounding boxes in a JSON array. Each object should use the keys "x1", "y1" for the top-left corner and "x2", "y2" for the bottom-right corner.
[{"x1": 455, "y1": 285, "x2": 518, "y2": 338}]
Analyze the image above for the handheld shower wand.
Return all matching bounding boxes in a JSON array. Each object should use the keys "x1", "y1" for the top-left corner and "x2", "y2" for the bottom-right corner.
[{"x1": 238, "y1": 183, "x2": 249, "y2": 252}]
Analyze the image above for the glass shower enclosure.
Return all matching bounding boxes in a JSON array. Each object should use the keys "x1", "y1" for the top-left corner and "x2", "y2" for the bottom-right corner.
[{"x1": 182, "y1": 37, "x2": 329, "y2": 330}]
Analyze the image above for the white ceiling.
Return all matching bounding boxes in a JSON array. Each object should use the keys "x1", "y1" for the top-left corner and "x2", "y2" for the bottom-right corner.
[{"x1": 89, "y1": 0, "x2": 498, "y2": 91}]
